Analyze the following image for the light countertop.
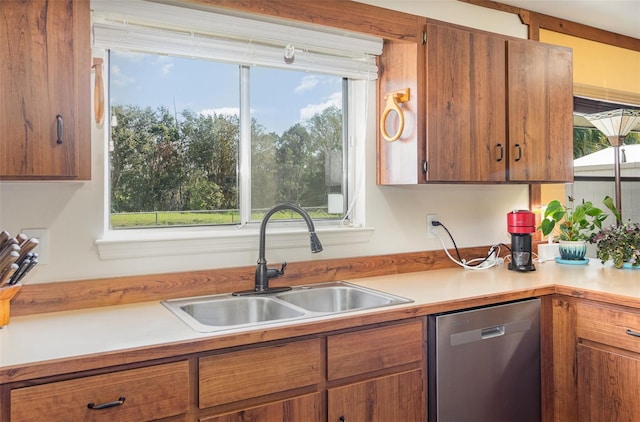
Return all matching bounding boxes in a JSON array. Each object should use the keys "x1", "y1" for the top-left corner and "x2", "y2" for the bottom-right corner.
[{"x1": 1, "y1": 259, "x2": 639, "y2": 382}]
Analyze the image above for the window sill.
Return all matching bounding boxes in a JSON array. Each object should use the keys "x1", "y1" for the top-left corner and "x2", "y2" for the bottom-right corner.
[{"x1": 95, "y1": 226, "x2": 374, "y2": 260}]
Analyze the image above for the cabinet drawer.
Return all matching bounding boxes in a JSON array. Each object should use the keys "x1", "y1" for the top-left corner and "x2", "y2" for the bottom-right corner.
[
  {"x1": 577, "y1": 302, "x2": 640, "y2": 353},
  {"x1": 327, "y1": 320, "x2": 423, "y2": 380},
  {"x1": 10, "y1": 360, "x2": 190, "y2": 422},
  {"x1": 201, "y1": 392, "x2": 322, "y2": 422},
  {"x1": 199, "y1": 338, "x2": 322, "y2": 408}
]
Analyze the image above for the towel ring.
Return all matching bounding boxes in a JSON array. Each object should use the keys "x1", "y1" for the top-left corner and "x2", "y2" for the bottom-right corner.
[{"x1": 380, "y1": 88, "x2": 410, "y2": 142}]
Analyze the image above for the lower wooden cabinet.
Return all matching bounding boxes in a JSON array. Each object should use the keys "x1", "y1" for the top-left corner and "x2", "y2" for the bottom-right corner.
[
  {"x1": 201, "y1": 392, "x2": 322, "y2": 422},
  {"x1": 575, "y1": 301, "x2": 640, "y2": 422},
  {"x1": 10, "y1": 361, "x2": 189, "y2": 422},
  {"x1": 327, "y1": 320, "x2": 426, "y2": 422},
  {"x1": 577, "y1": 343, "x2": 640, "y2": 421},
  {"x1": 328, "y1": 369, "x2": 424, "y2": 422},
  {"x1": 552, "y1": 298, "x2": 640, "y2": 422},
  {"x1": 4, "y1": 319, "x2": 426, "y2": 421}
]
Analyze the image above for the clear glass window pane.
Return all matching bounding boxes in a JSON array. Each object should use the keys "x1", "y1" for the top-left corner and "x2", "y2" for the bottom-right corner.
[
  {"x1": 109, "y1": 52, "x2": 240, "y2": 228},
  {"x1": 249, "y1": 67, "x2": 345, "y2": 222}
]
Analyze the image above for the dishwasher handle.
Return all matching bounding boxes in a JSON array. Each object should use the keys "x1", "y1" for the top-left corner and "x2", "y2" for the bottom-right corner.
[
  {"x1": 449, "y1": 319, "x2": 532, "y2": 347},
  {"x1": 481, "y1": 325, "x2": 505, "y2": 339}
]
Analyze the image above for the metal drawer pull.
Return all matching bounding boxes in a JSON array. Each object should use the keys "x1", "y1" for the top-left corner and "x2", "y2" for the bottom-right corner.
[
  {"x1": 87, "y1": 396, "x2": 126, "y2": 410},
  {"x1": 626, "y1": 329, "x2": 640, "y2": 338},
  {"x1": 514, "y1": 143, "x2": 522, "y2": 161},
  {"x1": 55, "y1": 114, "x2": 63, "y2": 144},
  {"x1": 496, "y1": 143, "x2": 504, "y2": 162}
]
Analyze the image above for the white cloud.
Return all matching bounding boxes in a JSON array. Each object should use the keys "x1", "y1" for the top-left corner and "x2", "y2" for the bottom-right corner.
[
  {"x1": 110, "y1": 64, "x2": 135, "y2": 88},
  {"x1": 160, "y1": 63, "x2": 174, "y2": 76},
  {"x1": 299, "y1": 91, "x2": 341, "y2": 121},
  {"x1": 294, "y1": 75, "x2": 319, "y2": 94}
]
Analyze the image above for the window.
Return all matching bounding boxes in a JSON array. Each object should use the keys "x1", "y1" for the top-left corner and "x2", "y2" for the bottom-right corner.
[
  {"x1": 570, "y1": 98, "x2": 640, "y2": 223},
  {"x1": 109, "y1": 53, "x2": 346, "y2": 228},
  {"x1": 93, "y1": 1, "x2": 381, "y2": 230}
]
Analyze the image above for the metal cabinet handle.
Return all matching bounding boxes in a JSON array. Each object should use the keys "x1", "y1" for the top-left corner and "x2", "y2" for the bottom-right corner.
[
  {"x1": 496, "y1": 143, "x2": 504, "y2": 162},
  {"x1": 87, "y1": 396, "x2": 126, "y2": 410},
  {"x1": 514, "y1": 143, "x2": 522, "y2": 161},
  {"x1": 626, "y1": 329, "x2": 640, "y2": 338},
  {"x1": 56, "y1": 115, "x2": 63, "y2": 144},
  {"x1": 339, "y1": 417, "x2": 346, "y2": 422}
]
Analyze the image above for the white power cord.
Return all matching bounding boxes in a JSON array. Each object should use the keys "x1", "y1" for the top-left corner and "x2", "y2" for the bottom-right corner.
[{"x1": 433, "y1": 222, "x2": 503, "y2": 270}]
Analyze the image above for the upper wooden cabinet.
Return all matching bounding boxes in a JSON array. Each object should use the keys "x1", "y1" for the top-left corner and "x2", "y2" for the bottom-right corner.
[
  {"x1": 377, "y1": 21, "x2": 574, "y2": 184},
  {"x1": 507, "y1": 39, "x2": 574, "y2": 182},
  {"x1": 0, "y1": 0, "x2": 91, "y2": 180},
  {"x1": 425, "y1": 23, "x2": 507, "y2": 182}
]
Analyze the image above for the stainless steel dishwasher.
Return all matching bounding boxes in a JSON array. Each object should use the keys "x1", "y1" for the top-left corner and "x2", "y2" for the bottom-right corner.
[{"x1": 428, "y1": 298, "x2": 541, "y2": 422}]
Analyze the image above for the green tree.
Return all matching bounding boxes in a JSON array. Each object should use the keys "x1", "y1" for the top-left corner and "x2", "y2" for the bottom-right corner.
[
  {"x1": 109, "y1": 103, "x2": 344, "y2": 223},
  {"x1": 148, "y1": 107, "x2": 186, "y2": 211},
  {"x1": 304, "y1": 106, "x2": 343, "y2": 206},
  {"x1": 276, "y1": 123, "x2": 311, "y2": 204},
  {"x1": 110, "y1": 105, "x2": 163, "y2": 212},
  {"x1": 182, "y1": 110, "x2": 239, "y2": 209},
  {"x1": 573, "y1": 127, "x2": 608, "y2": 159},
  {"x1": 251, "y1": 120, "x2": 278, "y2": 210}
]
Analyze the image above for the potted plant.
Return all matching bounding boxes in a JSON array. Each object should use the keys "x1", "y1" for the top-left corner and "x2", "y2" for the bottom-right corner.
[
  {"x1": 590, "y1": 196, "x2": 640, "y2": 268},
  {"x1": 538, "y1": 197, "x2": 607, "y2": 260}
]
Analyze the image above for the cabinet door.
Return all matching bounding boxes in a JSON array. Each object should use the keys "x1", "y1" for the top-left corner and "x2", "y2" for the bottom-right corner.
[
  {"x1": 425, "y1": 23, "x2": 507, "y2": 182},
  {"x1": 0, "y1": 0, "x2": 90, "y2": 179},
  {"x1": 328, "y1": 369, "x2": 424, "y2": 422},
  {"x1": 577, "y1": 343, "x2": 640, "y2": 422},
  {"x1": 201, "y1": 392, "x2": 322, "y2": 422},
  {"x1": 507, "y1": 40, "x2": 573, "y2": 182}
]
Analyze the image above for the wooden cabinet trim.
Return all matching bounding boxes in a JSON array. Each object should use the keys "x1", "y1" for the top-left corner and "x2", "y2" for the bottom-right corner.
[
  {"x1": 10, "y1": 246, "x2": 495, "y2": 317},
  {"x1": 186, "y1": 0, "x2": 424, "y2": 43}
]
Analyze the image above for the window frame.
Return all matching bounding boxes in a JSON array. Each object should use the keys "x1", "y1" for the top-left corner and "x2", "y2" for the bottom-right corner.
[
  {"x1": 93, "y1": 2, "x2": 379, "y2": 259},
  {"x1": 96, "y1": 61, "x2": 374, "y2": 261}
]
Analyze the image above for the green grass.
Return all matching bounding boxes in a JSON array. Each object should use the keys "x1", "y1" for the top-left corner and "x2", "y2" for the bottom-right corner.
[{"x1": 110, "y1": 210, "x2": 339, "y2": 228}]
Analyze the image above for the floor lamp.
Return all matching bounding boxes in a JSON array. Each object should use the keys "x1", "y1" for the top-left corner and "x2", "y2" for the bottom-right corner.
[{"x1": 585, "y1": 109, "x2": 640, "y2": 224}]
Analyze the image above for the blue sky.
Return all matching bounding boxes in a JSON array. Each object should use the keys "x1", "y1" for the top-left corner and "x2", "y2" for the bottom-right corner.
[{"x1": 109, "y1": 51, "x2": 342, "y2": 135}]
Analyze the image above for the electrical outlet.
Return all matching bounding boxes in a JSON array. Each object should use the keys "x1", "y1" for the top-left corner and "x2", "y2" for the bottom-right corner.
[{"x1": 426, "y1": 214, "x2": 439, "y2": 238}]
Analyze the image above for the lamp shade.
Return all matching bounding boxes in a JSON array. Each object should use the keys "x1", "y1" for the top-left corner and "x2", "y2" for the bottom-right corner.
[{"x1": 585, "y1": 109, "x2": 640, "y2": 143}]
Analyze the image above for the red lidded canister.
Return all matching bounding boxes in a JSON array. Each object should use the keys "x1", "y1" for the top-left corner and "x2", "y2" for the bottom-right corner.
[{"x1": 507, "y1": 210, "x2": 536, "y2": 234}]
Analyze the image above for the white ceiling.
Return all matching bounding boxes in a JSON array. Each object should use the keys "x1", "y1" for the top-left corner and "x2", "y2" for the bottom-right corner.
[{"x1": 494, "y1": 0, "x2": 640, "y2": 40}]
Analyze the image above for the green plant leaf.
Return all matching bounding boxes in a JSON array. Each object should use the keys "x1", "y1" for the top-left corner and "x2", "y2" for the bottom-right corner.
[
  {"x1": 603, "y1": 195, "x2": 622, "y2": 222},
  {"x1": 539, "y1": 219, "x2": 556, "y2": 236}
]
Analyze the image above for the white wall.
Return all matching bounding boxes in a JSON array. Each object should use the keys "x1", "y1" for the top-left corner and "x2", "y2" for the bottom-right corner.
[{"x1": 0, "y1": 0, "x2": 530, "y2": 284}]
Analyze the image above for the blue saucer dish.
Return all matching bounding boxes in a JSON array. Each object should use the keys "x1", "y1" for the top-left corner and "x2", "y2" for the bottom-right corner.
[{"x1": 555, "y1": 257, "x2": 589, "y2": 265}]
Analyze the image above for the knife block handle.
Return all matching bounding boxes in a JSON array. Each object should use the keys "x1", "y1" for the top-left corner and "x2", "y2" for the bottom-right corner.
[{"x1": 0, "y1": 284, "x2": 21, "y2": 327}]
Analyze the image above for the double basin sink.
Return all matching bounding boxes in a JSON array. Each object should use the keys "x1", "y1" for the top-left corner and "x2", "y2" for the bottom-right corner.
[{"x1": 162, "y1": 282, "x2": 413, "y2": 332}]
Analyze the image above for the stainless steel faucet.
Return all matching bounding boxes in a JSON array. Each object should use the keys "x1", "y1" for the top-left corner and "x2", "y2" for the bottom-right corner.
[{"x1": 233, "y1": 203, "x2": 323, "y2": 296}]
